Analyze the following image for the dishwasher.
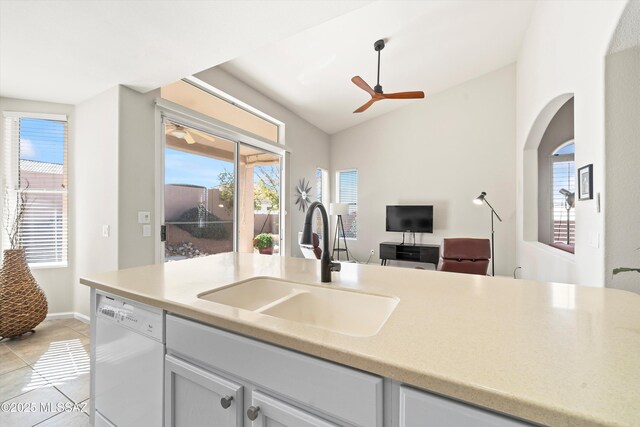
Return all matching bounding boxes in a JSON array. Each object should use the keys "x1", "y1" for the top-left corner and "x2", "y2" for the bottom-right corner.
[{"x1": 94, "y1": 291, "x2": 164, "y2": 427}]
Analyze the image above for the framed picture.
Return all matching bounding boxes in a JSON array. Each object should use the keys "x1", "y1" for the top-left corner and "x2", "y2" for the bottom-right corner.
[{"x1": 578, "y1": 164, "x2": 593, "y2": 200}]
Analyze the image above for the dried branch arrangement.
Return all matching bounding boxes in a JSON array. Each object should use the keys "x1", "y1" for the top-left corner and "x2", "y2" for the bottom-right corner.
[{"x1": 3, "y1": 184, "x2": 28, "y2": 250}]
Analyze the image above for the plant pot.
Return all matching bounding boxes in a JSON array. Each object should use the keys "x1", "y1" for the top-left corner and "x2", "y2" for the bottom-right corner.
[
  {"x1": 258, "y1": 247, "x2": 273, "y2": 255},
  {"x1": 0, "y1": 249, "x2": 48, "y2": 339}
]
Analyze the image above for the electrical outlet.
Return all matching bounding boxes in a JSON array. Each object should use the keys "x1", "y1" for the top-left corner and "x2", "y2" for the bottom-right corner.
[
  {"x1": 370, "y1": 249, "x2": 375, "y2": 255},
  {"x1": 102, "y1": 225, "x2": 110, "y2": 238}
]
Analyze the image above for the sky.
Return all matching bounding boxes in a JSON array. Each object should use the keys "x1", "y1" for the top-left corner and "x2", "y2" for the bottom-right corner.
[
  {"x1": 19, "y1": 118, "x2": 65, "y2": 164},
  {"x1": 164, "y1": 148, "x2": 230, "y2": 188},
  {"x1": 165, "y1": 148, "x2": 281, "y2": 189}
]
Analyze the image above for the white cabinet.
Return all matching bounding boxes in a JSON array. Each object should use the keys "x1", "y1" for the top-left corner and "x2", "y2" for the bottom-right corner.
[
  {"x1": 165, "y1": 355, "x2": 243, "y2": 427},
  {"x1": 249, "y1": 391, "x2": 338, "y2": 427},
  {"x1": 399, "y1": 386, "x2": 531, "y2": 427},
  {"x1": 166, "y1": 314, "x2": 382, "y2": 427}
]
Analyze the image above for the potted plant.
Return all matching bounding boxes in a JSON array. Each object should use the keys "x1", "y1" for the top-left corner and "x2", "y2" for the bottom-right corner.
[
  {"x1": 253, "y1": 233, "x2": 274, "y2": 255},
  {"x1": 0, "y1": 186, "x2": 48, "y2": 339}
]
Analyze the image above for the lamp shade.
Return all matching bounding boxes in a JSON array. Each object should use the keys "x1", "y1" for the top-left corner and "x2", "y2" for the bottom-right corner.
[
  {"x1": 473, "y1": 192, "x2": 487, "y2": 205},
  {"x1": 329, "y1": 203, "x2": 349, "y2": 216}
]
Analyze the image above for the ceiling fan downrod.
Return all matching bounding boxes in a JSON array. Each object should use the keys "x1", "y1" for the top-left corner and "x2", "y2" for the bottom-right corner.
[{"x1": 374, "y1": 39, "x2": 385, "y2": 93}]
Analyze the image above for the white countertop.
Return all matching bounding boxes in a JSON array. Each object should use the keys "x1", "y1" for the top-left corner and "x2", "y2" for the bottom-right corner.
[{"x1": 80, "y1": 253, "x2": 640, "y2": 426}]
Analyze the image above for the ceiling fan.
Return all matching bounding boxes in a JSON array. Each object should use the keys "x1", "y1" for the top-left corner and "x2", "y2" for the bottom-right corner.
[
  {"x1": 351, "y1": 39, "x2": 425, "y2": 113},
  {"x1": 165, "y1": 123, "x2": 216, "y2": 145}
]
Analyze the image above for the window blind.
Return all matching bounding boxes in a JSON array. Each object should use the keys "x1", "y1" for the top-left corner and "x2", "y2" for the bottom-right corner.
[
  {"x1": 551, "y1": 158, "x2": 575, "y2": 245},
  {"x1": 337, "y1": 170, "x2": 358, "y2": 239},
  {"x1": 3, "y1": 114, "x2": 68, "y2": 266}
]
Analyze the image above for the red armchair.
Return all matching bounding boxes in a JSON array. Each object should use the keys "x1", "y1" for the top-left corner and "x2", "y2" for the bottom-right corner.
[{"x1": 437, "y1": 238, "x2": 491, "y2": 276}]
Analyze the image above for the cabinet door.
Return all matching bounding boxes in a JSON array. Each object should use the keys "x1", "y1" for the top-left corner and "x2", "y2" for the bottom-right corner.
[
  {"x1": 399, "y1": 386, "x2": 531, "y2": 427},
  {"x1": 165, "y1": 355, "x2": 243, "y2": 427},
  {"x1": 249, "y1": 391, "x2": 338, "y2": 427}
]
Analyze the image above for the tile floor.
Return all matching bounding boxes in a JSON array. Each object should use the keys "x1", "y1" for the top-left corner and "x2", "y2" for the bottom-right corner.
[{"x1": 0, "y1": 319, "x2": 91, "y2": 427}]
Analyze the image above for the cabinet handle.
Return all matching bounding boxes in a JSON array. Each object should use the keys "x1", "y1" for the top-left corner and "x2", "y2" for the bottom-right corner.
[
  {"x1": 220, "y1": 395, "x2": 234, "y2": 409},
  {"x1": 246, "y1": 405, "x2": 260, "y2": 421}
]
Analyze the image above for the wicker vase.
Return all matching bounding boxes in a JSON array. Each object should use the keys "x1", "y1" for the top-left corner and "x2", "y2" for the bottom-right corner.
[{"x1": 0, "y1": 249, "x2": 48, "y2": 339}]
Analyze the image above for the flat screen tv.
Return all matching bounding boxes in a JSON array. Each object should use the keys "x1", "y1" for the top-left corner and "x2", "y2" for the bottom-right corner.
[{"x1": 386, "y1": 205, "x2": 433, "y2": 233}]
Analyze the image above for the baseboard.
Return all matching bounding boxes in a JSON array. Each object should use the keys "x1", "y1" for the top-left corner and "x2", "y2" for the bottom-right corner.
[
  {"x1": 45, "y1": 312, "x2": 75, "y2": 320},
  {"x1": 74, "y1": 312, "x2": 90, "y2": 323},
  {"x1": 46, "y1": 311, "x2": 90, "y2": 324}
]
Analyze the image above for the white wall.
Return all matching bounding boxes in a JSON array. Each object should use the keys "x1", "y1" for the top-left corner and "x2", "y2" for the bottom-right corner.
[
  {"x1": 118, "y1": 86, "x2": 158, "y2": 269},
  {"x1": 516, "y1": 0, "x2": 626, "y2": 286},
  {"x1": 605, "y1": 46, "x2": 640, "y2": 293},
  {"x1": 330, "y1": 65, "x2": 517, "y2": 276},
  {"x1": 0, "y1": 97, "x2": 75, "y2": 314},
  {"x1": 73, "y1": 87, "x2": 120, "y2": 316},
  {"x1": 194, "y1": 67, "x2": 332, "y2": 258}
]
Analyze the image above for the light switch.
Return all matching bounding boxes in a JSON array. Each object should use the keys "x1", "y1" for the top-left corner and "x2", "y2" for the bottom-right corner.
[
  {"x1": 588, "y1": 232, "x2": 600, "y2": 248},
  {"x1": 138, "y1": 211, "x2": 151, "y2": 224},
  {"x1": 142, "y1": 224, "x2": 151, "y2": 237},
  {"x1": 102, "y1": 225, "x2": 110, "y2": 238}
]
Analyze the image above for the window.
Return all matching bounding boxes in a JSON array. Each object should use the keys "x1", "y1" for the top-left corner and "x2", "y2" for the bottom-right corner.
[
  {"x1": 550, "y1": 143, "x2": 575, "y2": 247},
  {"x1": 161, "y1": 79, "x2": 279, "y2": 143},
  {"x1": 336, "y1": 169, "x2": 358, "y2": 239},
  {"x1": 314, "y1": 168, "x2": 328, "y2": 238},
  {"x1": 3, "y1": 113, "x2": 68, "y2": 266}
]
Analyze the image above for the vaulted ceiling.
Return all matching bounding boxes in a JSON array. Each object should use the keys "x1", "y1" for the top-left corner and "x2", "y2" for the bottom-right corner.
[{"x1": 221, "y1": 1, "x2": 535, "y2": 134}]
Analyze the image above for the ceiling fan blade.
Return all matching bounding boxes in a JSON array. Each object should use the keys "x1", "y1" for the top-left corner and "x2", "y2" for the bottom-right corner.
[
  {"x1": 184, "y1": 131, "x2": 196, "y2": 145},
  {"x1": 189, "y1": 128, "x2": 216, "y2": 142},
  {"x1": 382, "y1": 91, "x2": 425, "y2": 99},
  {"x1": 353, "y1": 98, "x2": 379, "y2": 113},
  {"x1": 351, "y1": 76, "x2": 376, "y2": 96}
]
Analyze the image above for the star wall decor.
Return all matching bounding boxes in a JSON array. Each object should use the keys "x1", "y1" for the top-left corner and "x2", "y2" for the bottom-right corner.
[{"x1": 295, "y1": 178, "x2": 312, "y2": 212}]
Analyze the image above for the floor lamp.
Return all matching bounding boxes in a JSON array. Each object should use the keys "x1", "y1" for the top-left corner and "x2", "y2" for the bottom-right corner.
[
  {"x1": 330, "y1": 203, "x2": 350, "y2": 261},
  {"x1": 473, "y1": 192, "x2": 502, "y2": 276}
]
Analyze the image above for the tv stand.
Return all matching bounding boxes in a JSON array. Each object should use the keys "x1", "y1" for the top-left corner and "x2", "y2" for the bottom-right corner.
[{"x1": 379, "y1": 242, "x2": 440, "y2": 267}]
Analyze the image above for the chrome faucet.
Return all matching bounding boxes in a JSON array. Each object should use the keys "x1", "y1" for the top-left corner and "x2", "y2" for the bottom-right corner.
[{"x1": 301, "y1": 201, "x2": 341, "y2": 282}]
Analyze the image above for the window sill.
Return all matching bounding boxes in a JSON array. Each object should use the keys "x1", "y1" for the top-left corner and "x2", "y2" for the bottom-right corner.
[
  {"x1": 29, "y1": 262, "x2": 68, "y2": 270},
  {"x1": 523, "y1": 240, "x2": 575, "y2": 261},
  {"x1": 549, "y1": 242, "x2": 575, "y2": 254}
]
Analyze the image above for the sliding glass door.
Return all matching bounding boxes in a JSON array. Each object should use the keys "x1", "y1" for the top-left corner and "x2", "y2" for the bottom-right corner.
[
  {"x1": 162, "y1": 120, "x2": 283, "y2": 261},
  {"x1": 164, "y1": 121, "x2": 235, "y2": 260},
  {"x1": 238, "y1": 143, "x2": 282, "y2": 254}
]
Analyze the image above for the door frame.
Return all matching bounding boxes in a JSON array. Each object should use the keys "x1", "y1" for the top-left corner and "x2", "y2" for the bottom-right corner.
[{"x1": 155, "y1": 99, "x2": 288, "y2": 263}]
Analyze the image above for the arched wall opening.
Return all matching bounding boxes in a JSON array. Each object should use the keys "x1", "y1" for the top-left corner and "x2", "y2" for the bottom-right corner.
[{"x1": 522, "y1": 93, "x2": 574, "y2": 243}]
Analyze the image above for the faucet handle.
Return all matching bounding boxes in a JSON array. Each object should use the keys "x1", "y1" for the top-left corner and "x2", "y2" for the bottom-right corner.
[{"x1": 330, "y1": 261, "x2": 342, "y2": 272}]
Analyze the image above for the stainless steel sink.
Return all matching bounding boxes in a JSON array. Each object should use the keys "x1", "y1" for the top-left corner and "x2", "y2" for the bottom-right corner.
[{"x1": 198, "y1": 277, "x2": 399, "y2": 337}]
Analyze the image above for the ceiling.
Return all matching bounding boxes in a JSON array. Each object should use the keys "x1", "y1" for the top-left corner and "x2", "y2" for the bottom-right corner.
[
  {"x1": 221, "y1": 0, "x2": 535, "y2": 134},
  {"x1": 0, "y1": 0, "x2": 370, "y2": 104}
]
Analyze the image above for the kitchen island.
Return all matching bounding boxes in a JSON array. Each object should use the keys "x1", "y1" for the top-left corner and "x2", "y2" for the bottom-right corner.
[{"x1": 81, "y1": 253, "x2": 640, "y2": 426}]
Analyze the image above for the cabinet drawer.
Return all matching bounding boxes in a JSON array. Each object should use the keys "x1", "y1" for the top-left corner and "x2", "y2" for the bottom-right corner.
[
  {"x1": 166, "y1": 314, "x2": 382, "y2": 427},
  {"x1": 399, "y1": 386, "x2": 531, "y2": 427},
  {"x1": 165, "y1": 355, "x2": 243, "y2": 427},
  {"x1": 380, "y1": 244, "x2": 395, "y2": 259},
  {"x1": 250, "y1": 391, "x2": 338, "y2": 427}
]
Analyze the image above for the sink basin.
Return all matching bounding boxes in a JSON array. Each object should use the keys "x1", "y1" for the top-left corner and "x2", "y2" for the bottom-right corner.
[{"x1": 198, "y1": 277, "x2": 399, "y2": 337}]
